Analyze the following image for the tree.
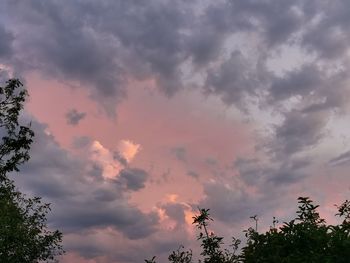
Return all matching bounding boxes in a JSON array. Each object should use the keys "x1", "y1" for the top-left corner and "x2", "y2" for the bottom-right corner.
[
  {"x1": 0, "y1": 79, "x2": 63, "y2": 262},
  {"x1": 242, "y1": 197, "x2": 350, "y2": 263},
  {"x1": 146, "y1": 197, "x2": 350, "y2": 262}
]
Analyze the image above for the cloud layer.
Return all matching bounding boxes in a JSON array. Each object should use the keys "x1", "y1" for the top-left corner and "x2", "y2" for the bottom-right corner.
[{"x1": 2, "y1": 0, "x2": 350, "y2": 262}]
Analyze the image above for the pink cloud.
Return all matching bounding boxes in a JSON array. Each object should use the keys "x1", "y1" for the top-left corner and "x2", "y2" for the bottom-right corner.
[{"x1": 117, "y1": 139, "x2": 141, "y2": 164}]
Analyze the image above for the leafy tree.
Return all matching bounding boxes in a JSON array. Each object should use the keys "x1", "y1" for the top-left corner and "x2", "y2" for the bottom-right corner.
[
  {"x1": 146, "y1": 197, "x2": 350, "y2": 263},
  {"x1": 0, "y1": 79, "x2": 63, "y2": 262},
  {"x1": 192, "y1": 208, "x2": 240, "y2": 263},
  {"x1": 242, "y1": 197, "x2": 350, "y2": 263}
]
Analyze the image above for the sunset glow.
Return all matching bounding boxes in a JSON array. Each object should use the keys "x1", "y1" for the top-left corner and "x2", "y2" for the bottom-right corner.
[{"x1": 1, "y1": 1, "x2": 350, "y2": 262}]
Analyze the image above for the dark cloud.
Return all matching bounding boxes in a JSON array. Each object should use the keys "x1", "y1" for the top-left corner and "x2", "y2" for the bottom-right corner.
[
  {"x1": 0, "y1": 1, "x2": 299, "y2": 113},
  {"x1": 0, "y1": 24, "x2": 13, "y2": 58},
  {"x1": 0, "y1": 0, "x2": 193, "y2": 114},
  {"x1": 186, "y1": 3, "x2": 235, "y2": 67},
  {"x1": 113, "y1": 151, "x2": 128, "y2": 167},
  {"x1": 235, "y1": 156, "x2": 310, "y2": 187},
  {"x1": 329, "y1": 150, "x2": 350, "y2": 167},
  {"x1": 12, "y1": 117, "x2": 159, "y2": 242},
  {"x1": 1, "y1": 1, "x2": 126, "y2": 114},
  {"x1": 92, "y1": 187, "x2": 119, "y2": 202},
  {"x1": 234, "y1": 158, "x2": 273, "y2": 186},
  {"x1": 118, "y1": 168, "x2": 148, "y2": 191},
  {"x1": 170, "y1": 147, "x2": 187, "y2": 163},
  {"x1": 204, "y1": 51, "x2": 263, "y2": 109},
  {"x1": 198, "y1": 155, "x2": 311, "y2": 226},
  {"x1": 1, "y1": 0, "x2": 344, "y2": 213},
  {"x1": 269, "y1": 65, "x2": 323, "y2": 101},
  {"x1": 159, "y1": 202, "x2": 192, "y2": 231},
  {"x1": 198, "y1": 180, "x2": 267, "y2": 224},
  {"x1": 65, "y1": 109, "x2": 86, "y2": 126},
  {"x1": 233, "y1": 109, "x2": 325, "y2": 189},
  {"x1": 187, "y1": 170, "x2": 199, "y2": 179},
  {"x1": 301, "y1": 1, "x2": 350, "y2": 60},
  {"x1": 54, "y1": 201, "x2": 158, "y2": 240},
  {"x1": 0, "y1": 70, "x2": 12, "y2": 88},
  {"x1": 0, "y1": 0, "x2": 348, "y2": 118},
  {"x1": 226, "y1": 1, "x2": 305, "y2": 46},
  {"x1": 72, "y1": 136, "x2": 92, "y2": 149},
  {"x1": 272, "y1": 111, "x2": 327, "y2": 156},
  {"x1": 267, "y1": 159, "x2": 310, "y2": 185}
]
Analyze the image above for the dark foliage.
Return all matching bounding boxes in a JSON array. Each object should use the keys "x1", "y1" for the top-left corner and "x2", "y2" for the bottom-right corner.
[
  {"x1": 147, "y1": 197, "x2": 350, "y2": 262},
  {"x1": 0, "y1": 79, "x2": 63, "y2": 262}
]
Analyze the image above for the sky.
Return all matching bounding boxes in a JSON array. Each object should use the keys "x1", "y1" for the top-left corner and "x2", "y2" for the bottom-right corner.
[{"x1": 1, "y1": 0, "x2": 350, "y2": 262}]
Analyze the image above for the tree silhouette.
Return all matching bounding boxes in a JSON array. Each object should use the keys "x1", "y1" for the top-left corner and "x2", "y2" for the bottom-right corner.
[
  {"x1": 0, "y1": 79, "x2": 63, "y2": 262},
  {"x1": 147, "y1": 197, "x2": 350, "y2": 262}
]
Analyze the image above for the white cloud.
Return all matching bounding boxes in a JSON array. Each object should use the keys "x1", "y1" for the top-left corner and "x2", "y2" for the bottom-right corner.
[
  {"x1": 89, "y1": 140, "x2": 141, "y2": 180},
  {"x1": 90, "y1": 140, "x2": 123, "y2": 179}
]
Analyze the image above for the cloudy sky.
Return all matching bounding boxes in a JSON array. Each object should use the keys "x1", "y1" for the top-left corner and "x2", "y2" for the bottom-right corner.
[{"x1": 1, "y1": 0, "x2": 350, "y2": 262}]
